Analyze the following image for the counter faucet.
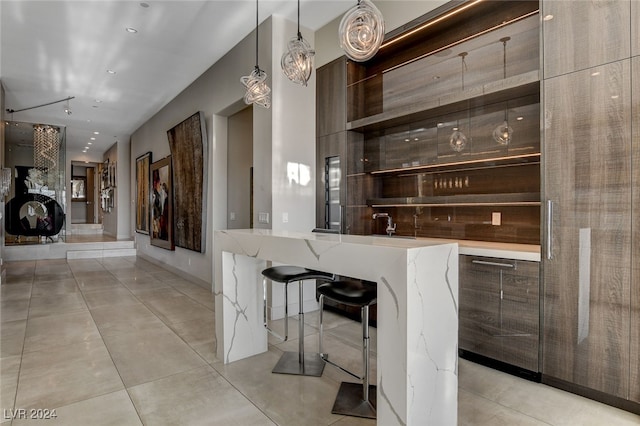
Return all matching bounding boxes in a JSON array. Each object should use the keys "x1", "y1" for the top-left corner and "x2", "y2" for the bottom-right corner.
[{"x1": 372, "y1": 213, "x2": 396, "y2": 236}]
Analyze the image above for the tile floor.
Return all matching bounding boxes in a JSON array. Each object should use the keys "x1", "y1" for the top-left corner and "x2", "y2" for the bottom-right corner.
[{"x1": 1, "y1": 256, "x2": 639, "y2": 425}]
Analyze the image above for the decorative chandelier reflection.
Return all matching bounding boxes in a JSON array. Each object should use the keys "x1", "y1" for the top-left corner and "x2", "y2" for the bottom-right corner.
[
  {"x1": 338, "y1": 0, "x2": 385, "y2": 62},
  {"x1": 493, "y1": 37, "x2": 513, "y2": 145},
  {"x1": 32, "y1": 125, "x2": 60, "y2": 190},
  {"x1": 281, "y1": 0, "x2": 315, "y2": 86},
  {"x1": 241, "y1": 0, "x2": 271, "y2": 108}
]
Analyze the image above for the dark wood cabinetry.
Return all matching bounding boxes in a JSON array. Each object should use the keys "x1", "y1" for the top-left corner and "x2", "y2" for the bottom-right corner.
[
  {"x1": 542, "y1": 0, "x2": 639, "y2": 411},
  {"x1": 630, "y1": 56, "x2": 640, "y2": 404},
  {"x1": 459, "y1": 255, "x2": 540, "y2": 373}
]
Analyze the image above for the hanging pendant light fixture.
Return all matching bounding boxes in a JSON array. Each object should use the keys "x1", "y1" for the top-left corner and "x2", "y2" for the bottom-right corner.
[
  {"x1": 450, "y1": 52, "x2": 468, "y2": 152},
  {"x1": 281, "y1": 0, "x2": 315, "y2": 86},
  {"x1": 338, "y1": 0, "x2": 385, "y2": 62},
  {"x1": 241, "y1": 0, "x2": 271, "y2": 108},
  {"x1": 493, "y1": 37, "x2": 513, "y2": 145}
]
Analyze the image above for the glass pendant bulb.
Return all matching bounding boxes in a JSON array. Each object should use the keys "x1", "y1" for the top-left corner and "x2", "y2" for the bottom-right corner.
[
  {"x1": 281, "y1": 35, "x2": 315, "y2": 86},
  {"x1": 241, "y1": 66, "x2": 271, "y2": 108},
  {"x1": 449, "y1": 128, "x2": 467, "y2": 152},
  {"x1": 338, "y1": 0, "x2": 385, "y2": 62},
  {"x1": 493, "y1": 119, "x2": 513, "y2": 145}
]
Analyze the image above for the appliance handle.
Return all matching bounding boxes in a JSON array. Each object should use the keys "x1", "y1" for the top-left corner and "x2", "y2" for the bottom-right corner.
[
  {"x1": 471, "y1": 260, "x2": 514, "y2": 268},
  {"x1": 547, "y1": 200, "x2": 553, "y2": 260}
]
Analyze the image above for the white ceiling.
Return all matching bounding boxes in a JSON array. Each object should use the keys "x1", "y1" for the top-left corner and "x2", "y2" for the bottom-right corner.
[{"x1": 1, "y1": 0, "x2": 353, "y2": 155}]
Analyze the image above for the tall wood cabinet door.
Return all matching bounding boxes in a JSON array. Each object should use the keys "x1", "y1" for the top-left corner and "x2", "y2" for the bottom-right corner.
[
  {"x1": 542, "y1": 0, "x2": 631, "y2": 79},
  {"x1": 630, "y1": 56, "x2": 640, "y2": 404},
  {"x1": 633, "y1": 1, "x2": 640, "y2": 57},
  {"x1": 543, "y1": 60, "x2": 632, "y2": 398},
  {"x1": 316, "y1": 57, "x2": 346, "y2": 138}
]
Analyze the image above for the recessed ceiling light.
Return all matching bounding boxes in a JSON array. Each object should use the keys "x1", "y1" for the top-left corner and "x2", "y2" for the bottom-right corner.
[
  {"x1": 611, "y1": 95, "x2": 619, "y2": 99},
  {"x1": 106, "y1": 69, "x2": 116, "y2": 74},
  {"x1": 591, "y1": 71, "x2": 600, "y2": 77},
  {"x1": 140, "y1": 2, "x2": 149, "y2": 8},
  {"x1": 94, "y1": 131, "x2": 99, "y2": 135},
  {"x1": 95, "y1": 99, "x2": 102, "y2": 103},
  {"x1": 88, "y1": 142, "x2": 93, "y2": 145},
  {"x1": 543, "y1": 14, "x2": 554, "y2": 21},
  {"x1": 90, "y1": 137, "x2": 96, "y2": 140},
  {"x1": 516, "y1": 116, "x2": 524, "y2": 121},
  {"x1": 125, "y1": 27, "x2": 138, "y2": 33},
  {"x1": 84, "y1": 146, "x2": 89, "y2": 150}
]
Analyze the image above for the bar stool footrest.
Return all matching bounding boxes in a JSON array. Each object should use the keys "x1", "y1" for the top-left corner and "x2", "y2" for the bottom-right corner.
[
  {"x1": 272, "y1": 351, "x2": 325, "y2": 377},
  {"x1": 331, "y1": 382, "x2": 377, "y2": 419}
]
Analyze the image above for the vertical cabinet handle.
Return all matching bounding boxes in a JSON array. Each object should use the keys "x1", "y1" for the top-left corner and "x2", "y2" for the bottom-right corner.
[{"x1": 547, "y1": 200, "x2": 553, "y2": 260}]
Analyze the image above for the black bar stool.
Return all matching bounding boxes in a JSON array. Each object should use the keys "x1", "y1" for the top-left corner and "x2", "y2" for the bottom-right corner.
[
  {"x1": 262, "y1": 265, "x2": 333, "y2": 376},
  {"x1": 317, "y1": 279, "x2": 377, "y2": 419}
]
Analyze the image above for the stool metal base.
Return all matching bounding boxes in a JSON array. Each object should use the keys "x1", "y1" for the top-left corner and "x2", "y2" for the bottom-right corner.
[
  {"x1": 331, "y1": 382, "x2": 377, "y2": 419},
  {"x1": 272, "y1": 351, "x2": 326, "y2": 377}
]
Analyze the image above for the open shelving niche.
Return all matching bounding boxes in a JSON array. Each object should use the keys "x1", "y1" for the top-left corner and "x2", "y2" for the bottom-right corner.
[{"x1": 343, "y1": 2, "x2": 541, "y2": 245}]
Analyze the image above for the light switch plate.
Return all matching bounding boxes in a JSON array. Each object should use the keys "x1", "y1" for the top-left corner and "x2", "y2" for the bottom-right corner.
[
  {"x1": 492, "y1": 212, "x2": 501, "y2": 226},
  {"x1": 258, "y1": 212, "x2": 269, "y2": 224}
]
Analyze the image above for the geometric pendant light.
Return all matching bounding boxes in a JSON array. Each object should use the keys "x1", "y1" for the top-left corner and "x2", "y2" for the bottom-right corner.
[
  {"x1": 241, "y1": 0, "x2": 271, "y2": 108},
  {"x1": 338, "y1": 0, "x2": 385, "y2": 62},
  {"x1": 281, "y1": 0, "x2": 315, "y2": 86}
]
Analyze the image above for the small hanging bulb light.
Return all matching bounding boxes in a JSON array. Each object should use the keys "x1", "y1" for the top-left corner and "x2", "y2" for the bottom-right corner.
[
  {"x1": 281, "y1": 0, "x2": 315, "y2": 86},
  {"x1": 241, "y1": 0, "x2": 271, "y2": 108},
  {"x1": 449, "y1": 126, "x2": 467, "y2": 152},
  {"x1": 338, "y1": 0, "x2": 385, "y2": 62},
  {"x1": 493, "y1": 37, "x2": 513, "y2": 145}
]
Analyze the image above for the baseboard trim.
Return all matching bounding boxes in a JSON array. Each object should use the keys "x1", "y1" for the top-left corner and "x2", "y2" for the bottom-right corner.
[{"x1": 542, "y1": 375, "x2": 640, "y2": 415}]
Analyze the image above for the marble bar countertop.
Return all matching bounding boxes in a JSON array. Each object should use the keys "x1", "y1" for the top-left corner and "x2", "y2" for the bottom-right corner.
[
  {"x1": 367, "y1": 235, "x2": 540, "y2": 261},
  {"x1": 214, "y1": 229, "x2": 459, "y2": 425}
]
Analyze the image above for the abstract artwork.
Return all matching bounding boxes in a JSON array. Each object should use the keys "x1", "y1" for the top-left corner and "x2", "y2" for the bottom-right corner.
[
  {"x1": 150, "y1": 156, "x2": 174, "y2": 250},
  {"x1": 135, "y1": 152, "x2": 151, "y2": 234},
  {"x1": 167, "y1": 111, "x2": 207, "y2": 252}
]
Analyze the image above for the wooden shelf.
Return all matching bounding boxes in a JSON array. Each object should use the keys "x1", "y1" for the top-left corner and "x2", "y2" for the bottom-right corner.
[
  {"x1": 347, "y1": 71, "x2": 540, "y2": 133},
  {"x1": 369, "y1": 152, "x2": 540, "y2": 176},
  {"x1": 368, "y1": 192, "x2": 540, "y2": 208}
]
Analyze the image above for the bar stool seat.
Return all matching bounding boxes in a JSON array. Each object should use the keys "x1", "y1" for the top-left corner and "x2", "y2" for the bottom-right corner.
[
  {"x1": 318, "y1": 279, "x2": 377, "y2": 419},
  {"x1": 262, "y1": 265, "x2": 333, "y2": 376}
]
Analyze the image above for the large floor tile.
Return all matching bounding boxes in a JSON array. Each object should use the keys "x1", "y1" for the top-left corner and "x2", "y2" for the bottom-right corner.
[
  {"x1": 102, "y1": 327, "x2": 206, "y2": 387},
  {"x1": 0, "y1": 320, "x2": 27, "y2": 357},
  {"x1": 118, "y1": 276, "x2": 170, "y2": 293},
  {"x1": 1, "y1": 299, "x2": 30, "y2": 323},
  {"x1": 2, "y1": 275, "x2": 34, "y2": 285},
  {"x1": 75, "y1": 276, "x2": 124, "y2": 293},
  {"x1": 213, "y1": 348, "x2": 344, "y2": 426},
  {"x1": 0, "y1": 283, "x2": 32, "y2": 302},
  {"x1": 89, "y1": 303, "x2": 167, "y2": 337},
  {"x1": 15, "y1": 340, "x2": 123, "y2": 410},
  {"x1": 167, "y1": 279, "x2": 214, "y2": 309},
  {"x1": 82, "y1": 287, "x2": 139, "y2": 309},
  {"x1": 141, "y1": 294, "x2": 213, "y2": 325},
  {"x1": 31, "y1": 279, "x2": 80, "y2": 297},
  {"x1": 12, "y1": 390, "x2": 142, "y2": 426},
  {"x1": 128, "y1": 366, "x2": 275, "y2": 426},
  {"x1": 0, "y1": 355, "x2": 21, "y2": 416},
  {"x1": 23, "y1": 311, "x2": 102, "y2": 353},
  {"x1": 28, "y1": 293, "x2": 88, "y2": 319}
]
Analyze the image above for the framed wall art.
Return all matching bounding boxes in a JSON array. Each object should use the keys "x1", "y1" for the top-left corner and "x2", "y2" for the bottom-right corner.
[
  {"x1": 135, "y1": 152, "x2": 152, "y2": 234},
  {"x1": 149, "y1": 156, "x2": 174, "y2": 250},
  {"x1": 167, "y1": 111, "x2": 207, "y2": 253}
]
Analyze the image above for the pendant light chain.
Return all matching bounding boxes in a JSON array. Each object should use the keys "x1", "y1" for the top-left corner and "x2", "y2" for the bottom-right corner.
[{"x1": 255, "y1": 0, "x2": 259, "y2": 69}]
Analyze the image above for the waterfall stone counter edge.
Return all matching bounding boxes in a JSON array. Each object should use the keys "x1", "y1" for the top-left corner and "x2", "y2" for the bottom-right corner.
[{"x1": 214, "y1": 229, "x2": 458, "y2": 426}]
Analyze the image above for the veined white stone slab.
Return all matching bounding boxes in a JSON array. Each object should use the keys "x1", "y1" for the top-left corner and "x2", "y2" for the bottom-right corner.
[{"x1": 214, "y1": 229, "x2": 458, "y2": 425}]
